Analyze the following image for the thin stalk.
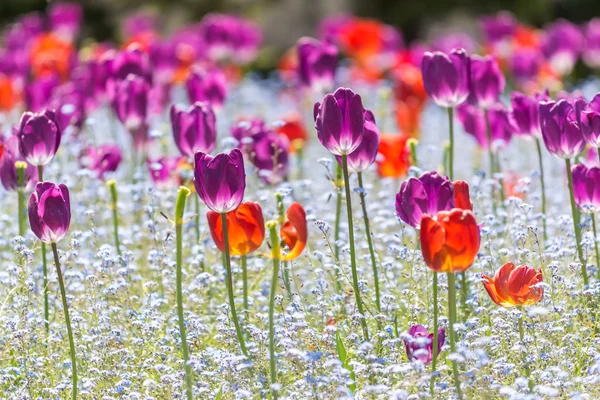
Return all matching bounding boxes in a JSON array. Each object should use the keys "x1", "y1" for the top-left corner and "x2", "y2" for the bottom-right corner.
[
  {"x1": 565, "y1": 159, "x2": 588, "y2": 286},
  {"x1": 484, "y1": 109, "x2": 495, "y2": 179},
  {"x1": 195, "y1": 195, "x2": 200, "y2": 244},
  {"x1": 334, "y1": 162, "x2": 343, "y2": 260},
  {"x1": 448, "y1": 107, "x2": 455, "y2": 180},
  {"x1": 267, "y1": 221, "x2": 281, "y2": 399},
  {"x1": 460, "y1": 271, "x2": 468, "y2": 321},
  {"x1": 175, "y1": 187, "x2": 193, "y2": 400},
  {"x1": 107, "y1": 180, "x2": 122, "y2": 257},
  {"x1": 357, "y1": 172, "x2": 380, "y2": 312},
  {"x1": 221, "y1": 212, "x2": 249, "y2": 357},
  {"x1": 447, "y1": 272, "x2": 463, "y2": 400},
  {"x1": 38, "y1": 165, "x2": 49, "y2": 333},
  {"x1": 593, "y1": 214, "x2": 600, "y2": 280},
  {"x1": 430, "y1": 271, "x2": 439, "y2": 395},
  {"x1": 341, "y1": 155, "x2": 369, "y2": 341},
  {"x1": 535, "y1": 138, "x2": 547, "y2": 242},
  {"x1": 241, "y1": 255, "x2": 249, "y2": 311},
  {"x1": 518, "y1": 309, "x2": 533, "y2": 391},
  {"x1": 51, "y1": 243, "x2": 77, "y2": 400},
  {"x1": 16, "y1": 162, "x2": 26, "y2": 236}
]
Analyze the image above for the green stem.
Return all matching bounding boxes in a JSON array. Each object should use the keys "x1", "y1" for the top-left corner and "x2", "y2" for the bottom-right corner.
[
  {"x1": 221, "y1": 212, "x2": 249, "y2": 357},
  {"x1": 430, "y1": 271, "x2": 439, "y2": 395},
  {"x1": 448, "y1": 107, "x2": 454, "y2": 180},
  {"x1": 267, "y1": 221, "x2": 281, "y2": 399},
  {"x1": 341, "y1": 155, "x2": 369, "y2": 341},
  {"x1": 107, "y1": 180, "x2": 122, "y2": 257},
  {"x1": 241, "y1": 255, "x2": 249, "y2": 311},
  {"x1": 357, "y1": 172, "x2": 380, "y2": 312},
  {"x1": 447, "y1": 272, "x2": 463, "y2": 400},
  {"x1": 175, "y1": 187, "x2": 193, "y2": 400},
  {"x1": 195, "y1": 194, "x2": 200, "y2": 244},
  {"x1": 535, "y1": 138, "x2": 547, "y2": 242},
  {"x1": 334, "y1": 162, "x2": 343, "y2": 260},
  {"x1": 460, "y1": 271, "x2": 468, "y2": 321},
  {"x1": 51, "y1": 243, "x2": 77, "y2": 400},
  {"x1": 484, "y1": 109, "x2": 495, "y2": 179},
  {"x1": 593, "y1": 214, "x2": 600, "y2": 280},
  {"x1": 38, "y1": 165, "x2": 49, "y2": 333},
  {"x1": 16, "y1": 163, "x2": 26, "y2": 236},
  {"x1": 565, "y1": 159, "x2": 588, "y2": 286}
]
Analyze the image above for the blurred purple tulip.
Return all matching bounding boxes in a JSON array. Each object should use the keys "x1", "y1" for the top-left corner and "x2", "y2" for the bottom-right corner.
[
  {"x1": 457, "y1": 103, "x2": 514, "y2": 150},
  {"x1": 147, "y1": 156, "x2": 180, "y2": 188},
  {"x1": 111, "y1": 74, "x2": 149, "y2": 131},
  {"x1": 404, "y1": 325, "x2": 446, "y2": 365},
  {"x1": 17, "y1": 110, "x2": 62, "y2": 166},
  {"x1": 335, "y1": 110, "x2": 380, "y2": 173},
  {"x1": 25, "y1": 75, "x2": 60, "y2": 112},
  {"x1": 432, "y1": 33, "x2": 476, "y2": 54},
  {"x1": 541, "y1": 19, "x2": 583, "y2": 76},
  {"x1": 231, "y1": 117, "x2": 268, "y2": 143},
  {"x1": 395, "y1": 171, "x2": 455, "y2": 228},
  {"x1": 105, "y1": 46, "x2": 152, "y2": 100},
  {"x1": 194, "y1": 149, "x2": 246, "y2": 213},
  {"x1": 123, "y1": 13, "x2": 158, "y2": 39},
  {"x1": 28, "y1": 182, "x2": 71, "y2": 244},
  {"x1": 170, "y1": 102, "x2": 217, "y2": 158},
  {"x1": 421, "y1": 48, "x2": 470, "y2": 108},
  {"x1": 583, "y1": 18, "x2": 600, "y2": 69},
  {"x1": 50, "y1": 82, "x2": 86, "y2": 132},
  {"x1": 297, "y1": 37, "x2": 338, "y2": 92},
  {"x1": 317, "y1": 15, "x2": 352, "y2": 44},
  {"x1": 572, "y1": 163, "x2": 600, "y2": 209},
  {"x1": 480, "y1": 12, "x2": 517, "y2": 44},
  {"x1": 469, "y1": 55, "x2": 505, "y2": 109},
  {"x1": 509, "y1": 48, "x2": 542, "y2": 85},
  {"x1": 86, "y1": 144, "x2": 122, "y2": 179},
  {"x1": 579, "y1": 94, "x2": 600, "y2": 148},
  {"x1": 539, "y1": 99, "x2": 586, "y2": 159},
  {"x1": 49, "y1": 2, "x2": 82, "y2": 42},
  {"x1": 0, "y1": 135, "x2": 38, "y2": 191},
  {"x1": 186, "y1": 68, "x2": 227, "y2": 110},
  {"x1": 314, "y1": 87, "x2": 365, "y2": 155},
  {"x1": 247, "y1": 130, "x2": 290, "y2": 185},
  {"x1": 199, "y1": 14, "x2": 262, "y2": 64},
  {"x1": 509, "y1": 90, "x2": 550, "y2": 138}
]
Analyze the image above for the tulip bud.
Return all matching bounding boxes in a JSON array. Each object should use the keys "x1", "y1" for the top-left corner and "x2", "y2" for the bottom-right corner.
[
  {"x1": 28, "y1": 182, "x2": 71, "y2": 243},
  {"x1": 0, "y1": 135, "x2": 38, "y2": 191},
  {"x1": 571, "y1": 163, "x2": 600, "y2": 209},
  {"x1": 111, "y1": 74, "x2": 149, "y2": 131},
  {"x1": 404, "y1": 325, "x2": 445, "y2": 365},
  {"x1": 296, "y1": 37, "x2": 338, "y2": 92},
  {"x1": 17, "y1": 109, "x2": 62, "y2": 167},
  {"x1": 185, "y1": 68, "x2": 227, "y2": 110},
  {"x1": 469, "y1": 55, "x2": 505, "y2": 109},
  {"x1": 421, "y1": 48, "x2": 470, "y2": 108},
  {"x1": 170, "y1": 102, "x2": 217, "y2": 158},
  {"x1": 539, "y1": 99, "x2": 586, "y2": 159},
  {"x1": 206, "y1": 201, "x2": 265, "y2": 256},
  {"x1": 335, "y1": 110, "x2": 380, "y2": 173}
]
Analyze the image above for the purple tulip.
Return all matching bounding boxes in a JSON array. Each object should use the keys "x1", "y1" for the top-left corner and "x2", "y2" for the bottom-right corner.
[
  {"x1": 49, "y1": 2, "x2": 82, "y2": 42},
  {"x1": 335, "y1": 110, "x2": 380, "y2": 173},
  {"x1": 579, "y1": 94, "x2": 600, "y2": 148},
  {"x1": 105, "y1": 46, "x2": 152, "y2": 100},
  {"x1": 17, "y1": 110, "x2": 62, "y2": 167},
  {"x1": 457, "y1": 103, "x2": 514, "y2": 150},
  {"x1": 541, "y1": 20, "x2": 583, "y2": 76},
  {"x1": 25, "y1": 75, "x2": 60, "y2": 112},
  {"x1": 421, "y1": 48, "x2": 470, "y2": 108},
  {"x1": 404, "y1": 325, "x2": 446, "y2": 365},
  {"x1": 314, "y1": 87, "x2": 365, "y2": 156},
  {"x1": 111, "y1": 74, "x2": 149, "y2": 131},
  {"x1": 246, "y1": 130, "x2": 290, "y2": 185},
  {"x1": 296, "y1": 37, "x2": 338, "y2": 92},
  {"x1": 572, "y1": 164, "x2": 600, "y2": 209},
  {"x1": 0, "y1": 135, "x2": 38, "y2": 191},
  {"x1": 395, "y1": 171, "x2": 455, "y2": 228},
  {"x1": 231, "y1": 118, "x2": 267, "y2": 143},
  {"x1": 185, "y1": 68, "x2": 227, "y2": 110},
  {"x1": 147, "y1": 156, "x2": 180, "y2": 188},
  {"x1": 432, "y1": 33, "x2": 476, "y2": 54},
  {"x1": 170, "y1": 102, "x2": 217, "y2": 158},
  {"x1": 583, "y1": 19, "x2": 600, "y2": 69},
  {"x1": 509, "y1": 48, "x2": 542, "y2": 85},
  {"x1": 50, "y1": 82, "x2": 86, "y2": 132},
  {"x1": 480, "y1": 12, "x2": 517, "y2": 44},
  {"x1": 539, "y1": 99, "x2": 586, "y2": 159},
  {"x1": 509, "y1": 90, "x2": 550, "y2": 138},
  {"x1": 28, "y1": 182, "x2": 71, "y2": 244},
  {"x1": 85, "y1": 144, "x2": 122, "y2": 179},
  {"x1": 469, "y1": 55, "x2": 505, "y2": 109},
  {"x1": 200, "y1": 14, "x2": 262, "y2": 64},
  {"x1": 318, "y1": 15, "x2": 352, "y2": 43},
  {"x1": 194, "y1": 149, "x2": 246, "y2": 213},
  {"x1": 123, "y1": 13, "x2": 158, "y2": 39},
  {"x1": 232, "y1": 19, "x2": 262, "y2": 65}
]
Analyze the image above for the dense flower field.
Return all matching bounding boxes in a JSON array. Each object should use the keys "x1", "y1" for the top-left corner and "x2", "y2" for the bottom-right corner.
[{"x1": 2, "y1": 4, "x2": 600, "y2": 400}]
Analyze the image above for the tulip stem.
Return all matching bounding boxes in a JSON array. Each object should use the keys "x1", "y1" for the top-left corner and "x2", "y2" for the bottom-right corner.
[
  {"x1": 334, "y1": 162, "x2": 343, "y2": 260},
  {"x1": 448, "y1": 107, "x2": 454, "y2": 180},
  {"x1": 592, "y1": 214, "x2": 600, "y2": 279},
  {"x1": 430, "y1": 271, "x2": 439, "y2": 395},
  {"x1": 175, "y1": 187, "x2": 193, "y2": 400},
  {"x1": 447, "y1": 272, "x2": 463, "y2": 400},
  {"x1": 357, "y1": 172, "x2": 381, "y2": 313},
  {"x1": 341, "y1": 155, "x2": 369, "y2": 341},
  {"x1": 37, "y1": 165, "x2": 49, "y2": 333},
  {"x1": 565, "y1": 159, "x2": 588, "y2": 286},
  {"x1": 194, "y1": 195, "x2": 201, "y2": 244},
  {"x1": 221, "y1": 212, "x2": 249, "y2": 357},
  {"x1": 267, "y1": 221, "x2": 280, "y2": 399},
  {"x1": 460, "y1": 271, "x2": 468, "y2": 321},
  {"x1": 51, "y1": 243, "x2": 77, "y2": 400},
  {"x1": 16, "y1": 164, "x2": 26, "y2": 236},
  {"x1": 483, "y1": 109, "x2": 495, "y2": 179},
  {"x1": 107, "y1": 180, "x2": 122, "y2": 257},
  {"x1": 241, "y1": 255, "x2": 249, "y2": 311},
  {"x1": 535, "y1": 138, "x2": 547, "y2": 242}
]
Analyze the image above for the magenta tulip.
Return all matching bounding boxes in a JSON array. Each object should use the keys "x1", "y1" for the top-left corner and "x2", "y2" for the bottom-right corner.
[{"x1": 28, "y1": 182, "x2": 71, "y2": 244}]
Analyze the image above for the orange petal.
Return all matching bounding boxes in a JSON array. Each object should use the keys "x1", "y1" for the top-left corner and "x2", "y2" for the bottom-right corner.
[
  {"x1": 206, "y1": 202, "x2": 265, "y2": 256},
  {"x1": 207, "y1": 211, "x2": 224, "y2": 253},
  {"x1": 420, "y1": 213, "x2": 447, "y2": 272},
  {"x1": 453, "y1": 181, "x2": 472, "y2": 211},
  {"x1": 440, "y1": 209, "x2": 480, "y2": 272},
  {"x1": 280, "y1": 202, "x2": 307, "y2": 261},
  {"x1": 493, "y1": 262, "x2": 517, "y2": 305}
]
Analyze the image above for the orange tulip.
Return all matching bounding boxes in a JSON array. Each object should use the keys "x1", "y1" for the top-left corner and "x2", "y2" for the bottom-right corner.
[
  {"x1": 280, "y1": 202, "x2": 307, "y2": 261},
  {"x1": 275, "y1": 114, "x2": 307, "y2": 153},
  {"x1": 338, "y1": 19, "x2": 384, "y2": 63},
  {"x1": 453, "y1": 180, "x2": 473, "y2": 211},
  {"x1": 482, "y1": 262, "x2": 543, "y2": 307},
  {"x1": 376, "y1": 133, "x2": 411, "y2": 178},
  {"x1": 420, "y1": 209, "x2": 480, "y2": 273},
  {"x1": 30, "y1": 32, "x2": 74, "y2": 81},
  {"x1": 392, "y1": 62, "x2": 427, "y2": 137},
  {"x1": 0, "y1": 73, "x2": 16, "y2": 111},
  {"x1": 207, "y1": 202, "x2": 265, "y2": 256}
]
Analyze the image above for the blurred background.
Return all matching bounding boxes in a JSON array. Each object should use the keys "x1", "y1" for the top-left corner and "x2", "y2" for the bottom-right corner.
[{"x1": 1, "y1": 0, "x2": 598, "y2": 59}]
